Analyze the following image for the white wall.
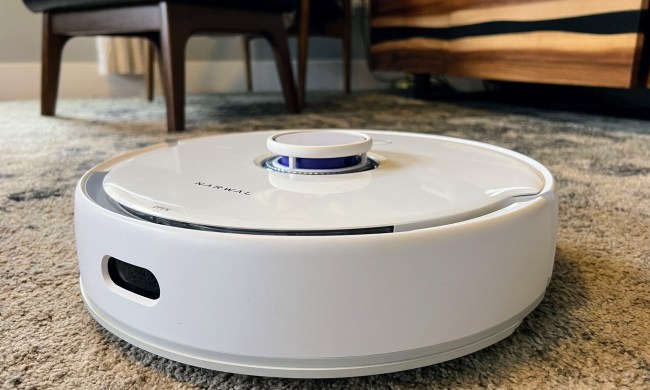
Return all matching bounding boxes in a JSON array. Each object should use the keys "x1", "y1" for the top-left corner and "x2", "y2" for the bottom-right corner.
[{"x1": 0, "y1": 0, "x2": 385, "y2": 99}]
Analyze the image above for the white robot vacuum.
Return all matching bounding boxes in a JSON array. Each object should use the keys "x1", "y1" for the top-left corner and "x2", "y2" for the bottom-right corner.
[{"x1": 74, "y1": 129, "x2": 557, "y2": 378}]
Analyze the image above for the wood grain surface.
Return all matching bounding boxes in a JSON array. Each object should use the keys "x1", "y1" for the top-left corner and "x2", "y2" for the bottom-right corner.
[
  {"x1": 370, "y1": 0, "x2": 647, "y2": 88},
  {"x1": 372, "y1": 0, "x2": 644, "y2": 28}
]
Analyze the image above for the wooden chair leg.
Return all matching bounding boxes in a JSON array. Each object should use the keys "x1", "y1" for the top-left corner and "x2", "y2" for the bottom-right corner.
[
  {"x1": 41, "y1": 13, "x2": 69, "y2": 116},
  {"x1": 146, "y1": 41, "x2": 155, "y2": 101},
  {"x1": 158, "y1": 3, "x2": 189, "y2": 132},
  {"x1": 243, "y1": 36, "x2": 253, "y2": 92},
  {"x1": 298, "y1": 0, "x2": 310, "y2": 107},
  {"x1": 265, "y1": 19, "x2": 300, "y2": 114},
  {"x1": 343, "y1": 0, "x2": 352, "y2": 94}
]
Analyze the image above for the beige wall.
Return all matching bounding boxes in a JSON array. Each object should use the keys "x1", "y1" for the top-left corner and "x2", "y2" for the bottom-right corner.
[{"x1": 1, "y1": 0, "x2": 97, "y2": 62}]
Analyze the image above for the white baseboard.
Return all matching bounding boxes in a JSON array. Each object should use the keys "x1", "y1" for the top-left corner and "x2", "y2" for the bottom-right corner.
[{"x1": 0, "y1": 59, "x2": 387, "y2": 100}]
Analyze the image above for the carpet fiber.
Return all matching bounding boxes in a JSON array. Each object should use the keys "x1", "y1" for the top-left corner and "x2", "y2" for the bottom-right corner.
[{"x1": 1, "y1": 93, "x2": 649, "y2": 389}]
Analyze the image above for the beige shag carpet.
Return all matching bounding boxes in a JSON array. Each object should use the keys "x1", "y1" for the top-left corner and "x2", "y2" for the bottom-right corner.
[{"x1": 1, "y1": 93, "x2": 649, "y2": 389}]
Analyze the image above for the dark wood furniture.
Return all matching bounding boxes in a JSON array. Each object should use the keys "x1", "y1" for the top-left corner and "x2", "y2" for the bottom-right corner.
[
  {"x1": 243, "y1": 0, "x2": 352, "y2": 106},
  {"x1": 24, "y1": 0, "x2": 300, "y2": 132},
  {"x1": 369, "y1": 0, "x2": 650, "y2": 94}
]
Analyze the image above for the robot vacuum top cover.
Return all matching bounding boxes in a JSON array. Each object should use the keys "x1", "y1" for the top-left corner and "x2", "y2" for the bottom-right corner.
[{"x1": 101, "y1": 130, "x2": 549, "y2": 234}]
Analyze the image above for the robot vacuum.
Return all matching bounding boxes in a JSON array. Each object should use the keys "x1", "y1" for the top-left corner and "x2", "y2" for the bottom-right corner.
[{"x1": 74, "y1": 129, "x2": 557, "y2": 378}]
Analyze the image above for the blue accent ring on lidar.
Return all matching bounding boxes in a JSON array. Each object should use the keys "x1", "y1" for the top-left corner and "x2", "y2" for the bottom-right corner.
[{"x1": 279, "y1": 155, "x2": 361, "y2": 169}]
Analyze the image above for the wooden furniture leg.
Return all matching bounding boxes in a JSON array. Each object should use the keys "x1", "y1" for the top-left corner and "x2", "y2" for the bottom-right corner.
[
  {"x1": 413, "y1": 74, "x2": 431, "y2": 99},
  {"x1": 146, "y1": 41, "x2": 155, "y2": 101},
  {"x1": 243, "y1": 36, "x2": 253, "y2": 92},
  {"x1": 41, "y1": 13, "x2": 69, "y2": 116},
  {"x1": 342, "y1": 0, "x2": 351, "y2": 94},
  {"x1": 297, "y1": 0, "x2": 310, "y2": 107},
  {"x1": 39, "y1": 3, "x2": 298, "y2": 132},
  {"x1": 158, "y1": 3, "x2": 189, "y2": 132},
  {"x1": 244, "y1": 0, "x2": 351, "y2": 105},
  {"x1": 266, "y1": 21, "x2": 300, "y2": 113}
]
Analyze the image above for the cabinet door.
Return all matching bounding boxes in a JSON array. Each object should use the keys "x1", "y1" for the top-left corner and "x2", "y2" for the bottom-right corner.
[{"x1": 370, "y1": 0, "x2": 647, "y2": 88}]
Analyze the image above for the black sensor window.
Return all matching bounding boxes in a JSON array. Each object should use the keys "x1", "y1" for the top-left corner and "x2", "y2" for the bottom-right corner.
[{"x1": 107, "y1": 257, "x2": 160, "y2": 300}]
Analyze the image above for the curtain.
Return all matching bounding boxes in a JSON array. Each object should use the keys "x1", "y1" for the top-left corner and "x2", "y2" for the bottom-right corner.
[{"x1": 96, "y1": 37, "x2": 148, "y2": 75}]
